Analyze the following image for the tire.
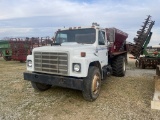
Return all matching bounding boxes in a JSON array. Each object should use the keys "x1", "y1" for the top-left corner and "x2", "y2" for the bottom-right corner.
[
  {"x1": 112, "y1": 56, "x2": 126, "y2": 77},
  {"x1": 141, "y1": 62, "x2": 145, "y2": 69},
  {"x1": 20, "y1": 60, "x2": 25, "y2": 63},
  {"x1": 82, "y1": 66, "x2": 101, "y2": 102},
  {"x1": 31, "y1": 81, "x2": 51, "y2": 91},
  {"x1": 135, "y1": 60, "x2": 139, "y2": 67},
  {"x1": 152, "y1": 65, "x2": 156, "y2": 69},
  {"x1": 3, "y1": 55, "x2": 11, "y2": 61}
]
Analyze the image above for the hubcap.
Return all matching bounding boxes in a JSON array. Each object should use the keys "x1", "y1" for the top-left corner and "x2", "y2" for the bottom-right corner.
[{"x1": 92, "y1": 73, "x2": 100, "y2": 94}]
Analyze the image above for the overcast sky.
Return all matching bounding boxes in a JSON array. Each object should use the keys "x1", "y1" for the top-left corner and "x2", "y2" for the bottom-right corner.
[{"x1": 0, "y1": 0, "x2": 160, "y2": 45}]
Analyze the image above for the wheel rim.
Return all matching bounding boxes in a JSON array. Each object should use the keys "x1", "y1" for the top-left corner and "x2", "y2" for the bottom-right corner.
[
  {"x1": 123, "y1": 59, "x2": 126, "y2": 72},
  {"x1": 135, "y1": 60, "x2": 138, "y2": 67},
  {"x1": 92, "y1": 73, "x2": 100, "y2": 94}
]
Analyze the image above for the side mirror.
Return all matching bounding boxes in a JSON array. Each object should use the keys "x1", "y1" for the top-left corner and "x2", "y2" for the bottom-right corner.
[{"x1": 106, "y1": 28, "x2": 115, "y2": 43}]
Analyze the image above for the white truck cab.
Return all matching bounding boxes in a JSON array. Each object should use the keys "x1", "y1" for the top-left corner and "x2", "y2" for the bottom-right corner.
[{"x1": 24, "y1": 23, "x2": 127, "y2": 101}]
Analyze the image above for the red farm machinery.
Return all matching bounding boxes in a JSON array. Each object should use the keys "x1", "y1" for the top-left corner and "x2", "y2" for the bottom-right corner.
[
  {"x1": 10, "y1": 38, "x2": 31, "y2": 62},
  {"x1": 0, "y1": 37, "x2": 53, "y2": 62}
]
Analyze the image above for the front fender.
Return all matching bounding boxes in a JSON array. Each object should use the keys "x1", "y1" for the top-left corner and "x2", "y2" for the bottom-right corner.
[{"x1": 69, "y1": 55, "x2": 100, "y2": 77}]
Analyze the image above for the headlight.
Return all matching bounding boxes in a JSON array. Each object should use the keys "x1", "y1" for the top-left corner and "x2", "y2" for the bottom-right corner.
[
  {"x1": 73, "y1": 63, "x2": 81, "y2": 72},
  {"x1": 27, "y1": 60, "x2": 32, "y2": 67}
]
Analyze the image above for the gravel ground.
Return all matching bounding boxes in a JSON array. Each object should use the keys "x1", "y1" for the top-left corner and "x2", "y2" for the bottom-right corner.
[{"x1": 0, "y1": 55, "x2": 160, "y2": 120}]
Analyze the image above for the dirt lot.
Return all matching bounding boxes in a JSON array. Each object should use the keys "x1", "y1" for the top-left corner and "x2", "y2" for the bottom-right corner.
[{"x1": 0, "y1": 55, "x2": 160, "y2": 120}]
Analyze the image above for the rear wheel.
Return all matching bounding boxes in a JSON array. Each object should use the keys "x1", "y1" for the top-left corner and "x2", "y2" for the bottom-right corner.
[
  {"x1": 31, "y1": 81, "x2": 51, "y2": 91},
  {"x1": 112, "y1": 56, "x2": 126, "y2": 77},
  {"x1": 82, "y1": 66, "x2": 101, "y2": 102}
]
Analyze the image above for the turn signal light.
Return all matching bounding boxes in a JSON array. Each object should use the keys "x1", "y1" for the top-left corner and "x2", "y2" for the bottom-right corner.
[{"x1": 81, "y1": 52, "x2": 86, "y2": 57}]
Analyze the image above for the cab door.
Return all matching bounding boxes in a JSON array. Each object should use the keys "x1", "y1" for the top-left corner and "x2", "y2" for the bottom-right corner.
[{"x1": 97, "y1": 30, "x2": 108, "y2": 67}]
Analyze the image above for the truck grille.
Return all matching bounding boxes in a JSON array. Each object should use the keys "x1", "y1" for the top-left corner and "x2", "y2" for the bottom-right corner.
[{"x1": 34, "y1": 52, "x2": 68, "y2": 75}]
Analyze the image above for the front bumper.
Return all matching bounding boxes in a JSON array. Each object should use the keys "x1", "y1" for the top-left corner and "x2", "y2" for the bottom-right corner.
[{"x1": 23, "y1": 72, "x2": 84, "y2": 90}]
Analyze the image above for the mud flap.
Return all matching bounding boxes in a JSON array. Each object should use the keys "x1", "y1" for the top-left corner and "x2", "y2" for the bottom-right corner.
[{"x1": 151, "y1": 65, "x2": 160, "y2": 110}]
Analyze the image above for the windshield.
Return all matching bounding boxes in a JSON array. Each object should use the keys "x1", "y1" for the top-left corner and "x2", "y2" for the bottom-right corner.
[{"x1": 55, "y1": 28, "x2": 96, "y2": 44}]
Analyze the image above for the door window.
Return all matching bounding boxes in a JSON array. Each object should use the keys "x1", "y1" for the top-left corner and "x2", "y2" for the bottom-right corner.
[{"x1": 98, "y1": 31, "x2": 105, "y2": 45}]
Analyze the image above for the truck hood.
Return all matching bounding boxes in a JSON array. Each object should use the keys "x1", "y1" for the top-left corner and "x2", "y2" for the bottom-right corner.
[{"x1": 33, "y1": 42, "x2": 96, "y2": 54}]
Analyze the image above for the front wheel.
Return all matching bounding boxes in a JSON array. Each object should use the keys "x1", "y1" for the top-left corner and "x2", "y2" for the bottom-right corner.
[
  {"x1": 82, "y1": 66, "x2": 101, "y2": 102},
  {"x1": 31, "y1": 81, "x2": 52, "y2": 91}
]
